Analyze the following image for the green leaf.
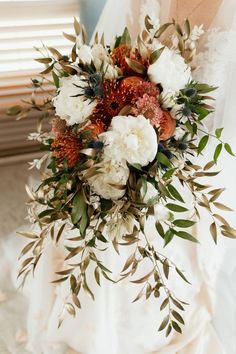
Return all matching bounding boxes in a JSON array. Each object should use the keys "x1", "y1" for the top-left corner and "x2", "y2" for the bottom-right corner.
[
  {"x1": 158, "y1": 315, "x2": 169, "y2": 331},
  {"x1": 198, "y1": 135, "x2": 209, "y2": 155},
  {"x1": 174, "y1": 230, "x2": 199, "y2": 243},
  {"x1": 114, "y1": 35, "x2": 122, "y2": 48},
  {"x1": 71, "y1": 192, "x2": 83, "y2": 224},
  {"x1": 196, "y1": 83, "x2": 218, "y2": 94},
  {"x1": 100, "y1": 198, "x2": 113, "y2": 213},
  {"x1": 6, "y1": 105, "x2": 22, "y2": 116},
  {"x1": 71, "y1": 190, "x2": 89, "y2": 237},
  {"x1": 214, "y1": 143, "x2": 223, "y2": 163},
  {"x1": 157, "y1": 152, "x2": 172, "y2": 167},
  {"x1": 172, "y1": 320, "x2": 182, "y2": 333},
  {"x1": 170, "y1": 297, "x2": 185, "y2": 311},
  {"x1": 165, "y1": 324, "x2": 172, "y2": 337},
  {"x1": 94, "y1": 267, "x2": 101, "y2": 286},
  {"x1": 167, "y1": 185, "x2": 184, "y2": 202},
  {"x1": 215, "y1": 128, "x2": 223, "y2": 139},
  {"x1": 224, "y1": 143, "x2": 235, "y2": 156},
  {"x1": 52, "y1": 71, "x2": 60, "y2": 88},
  {"x1": 150, "y1": 46, "x2": 165, "y2": 64},
  {"x1": 173, "y1": 220, "x2": 195, "y2": 228},
  {"x1": 164, "y1": 229, "x2": 175, "y2": 246},
  {"x1": 163, "y1": 259, "x2": 170, "y2": 279},
  {"x1": 156, "y1": 222, "x2": 165, "y2": 238},
  {"x1": 38, "y1": 209, "x2": 55, "y2": 218},
  {"x1": 175, "y1": 267, "x2": 191, "y2": 284},
  {"x1": 120, "y1": 27, "x2": 131, "y2": 46},
  {"x1": 172, "y1": 310, "x2": 185, "y2": 325},
  {"x1": 130, "y1": 163, "x2": 142, "y2": 171},
  {"x1": 160, "y1": 298, "x2": 169, "y2": 311},
  {"x1": 163, "y1": 168, "x2": 177, "y2": 180},
  {"x1": 166, "y1": 204, "x2": 188, "y2": 212},
  {"x1": 195, "y1": 106, "x2": 210, "y2": 120}
]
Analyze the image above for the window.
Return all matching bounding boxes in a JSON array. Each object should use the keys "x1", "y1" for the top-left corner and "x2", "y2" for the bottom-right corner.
[{"x1": 0, "y1": 0, "x2": 79, "y2": 164}]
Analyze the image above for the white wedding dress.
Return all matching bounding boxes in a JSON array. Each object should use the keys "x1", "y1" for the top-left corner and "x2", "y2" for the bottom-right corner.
[{"x1": 3, "y1": 1, "x2": 236, "y2": 353}]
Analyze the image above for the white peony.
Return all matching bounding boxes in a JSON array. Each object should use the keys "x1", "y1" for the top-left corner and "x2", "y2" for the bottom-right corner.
[
  {"x1": 154, "y1": 203, "x2": 170, "y2": 222},
  {"x1": 77, "y1": 44, "x2": 93, "y2": 64},
  {"x1": 148, "y1": 46, "x2": 192, "y2": 94},
  {"x1": 53, "y1": 75, "x2": 97, "y2": 126},
  {"x1": 100, "y1": 115, "x2": 158, "y2": 167},
  {"x1": 88, "y1": 159, "x2": 129, "y2": 200}
]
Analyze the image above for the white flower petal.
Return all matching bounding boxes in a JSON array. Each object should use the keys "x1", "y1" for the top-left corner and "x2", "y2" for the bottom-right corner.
[
  {"x1": 88, "y1": 159, "x2": 129, "y2": 200},
  {"x1": 100, "y1": 115, "x2": 158, "y2": 167},
  {"x1": 148, "y1": 46, "x2": 192, "y2": 94},
  {"x1": 53, "y1": 75, "x2": 97, "y2": 125}
]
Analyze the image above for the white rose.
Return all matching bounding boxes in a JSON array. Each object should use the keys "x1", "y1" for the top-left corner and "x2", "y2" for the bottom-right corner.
[
  {"x1": 154, "y1": 203, "x2": 170, "y2": 222},
  {"x1": 100, "y1": 115, "x2": 158, "y2": 167},
  {"x1": 88, "y1": 159, "x2": 129, "y2": 200},
  {"x1": 148, "y1": 46, "x2": 192, "y2": 94},
  {"x1": 77, "y1": 44, "x2": 93, "y2": 64},
  {"x1": 53, "y1": 75, "x2": 97, "y2": 126}
]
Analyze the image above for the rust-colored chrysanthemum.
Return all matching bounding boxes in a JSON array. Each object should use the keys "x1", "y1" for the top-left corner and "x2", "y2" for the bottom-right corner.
[
  {"x1": 112, "y1": 44, "x2": 132, "y2": 75},
  {"x1": 51, "y1": 131, "x2": 80, "y2": 167},
  {"x1": 93, "y1": 80, "x2": 127, "y2": 127},
  {"x1": 112, "y1": 45, "x2": 148, "y2": 76},
  {"x1": 81, "y1": 120, "x2": 105, "y2": 140}
]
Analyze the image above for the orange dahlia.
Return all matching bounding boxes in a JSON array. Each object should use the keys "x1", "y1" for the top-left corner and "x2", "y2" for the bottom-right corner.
[
  {"x1": 159, "y1": 111, "x2": 176, "y2": 141},
  {"x1": 120, "y1": 76, "x2": 145, "y2": 101},
  {"x1": 51, "y1": 131, "x2": 81, "y2": 167}
]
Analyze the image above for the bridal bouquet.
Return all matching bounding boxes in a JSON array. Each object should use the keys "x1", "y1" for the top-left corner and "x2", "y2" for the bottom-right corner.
[{"x1": 10, "y1": 17, "x2": 236, "y2": 336}]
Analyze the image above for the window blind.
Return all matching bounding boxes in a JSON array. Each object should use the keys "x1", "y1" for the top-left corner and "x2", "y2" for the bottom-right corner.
[{"x1": 0, "y1": 0, "x2": 79, "y2": 164}]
